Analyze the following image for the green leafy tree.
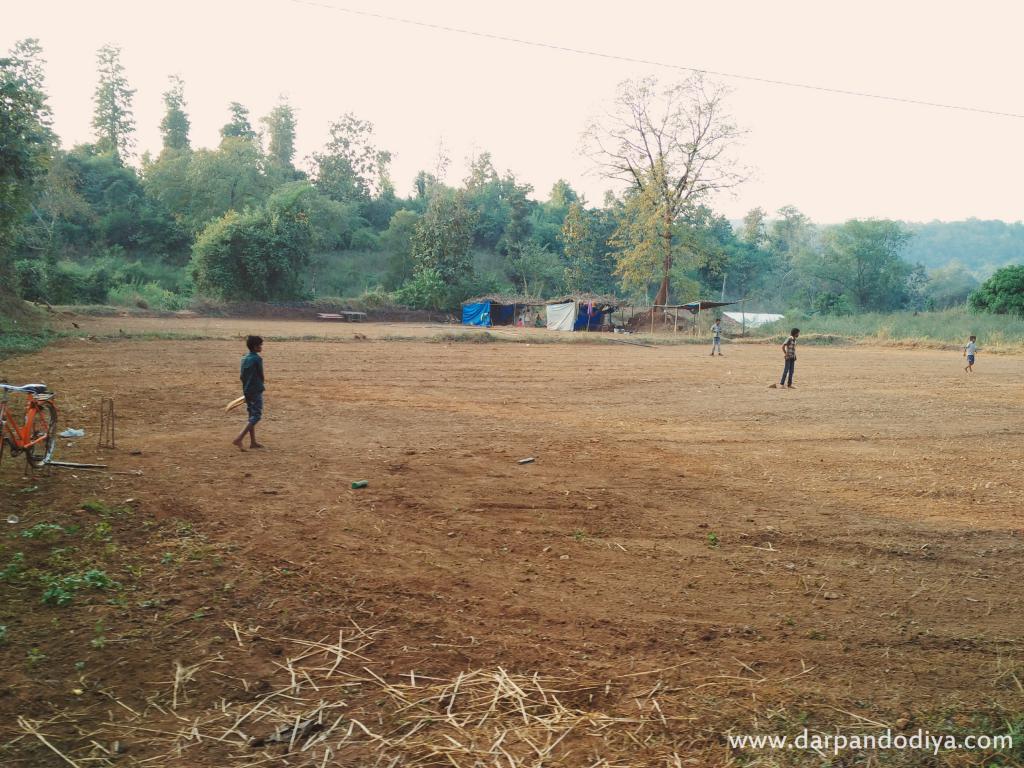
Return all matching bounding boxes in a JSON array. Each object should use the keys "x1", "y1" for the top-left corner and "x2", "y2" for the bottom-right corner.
[
  {"x1": 926, "y1": 263, "x2": 979, "y2": 309},
  {"x1": 381, "y1": 209, "x2": 420, "y2": 289},
  {"x1": 609, "y1": 164, "x2": 706, "y2": 301},
  {"x1": 0, "y1": 39, "x2": 54, "y2": 264},
  {"x1": 584, "y1": 74, "x2": 744, "y2": 305},
  {"x1": 548, "y1": 179, "x2": 579, "y2": 210},
  {"x1": 185, "y1": 138, "x2": 269, "y2": 232},
  {"x1": 393, "y1": 266, "x2": 447, "y2": 310},
  {"x1": 528, "y1": 179, "x2": 581, "y2": 253},
  {"x1": 220, "y1": 102, "x2": 256, "y2": 142},
  {"x1": 312, "y1": 113, "x2": 392, "y2": 203},
  {"x1": 141, "y1": 147, "x2": 191, "y2": 227},
  {"x1": 59, "y1": 145, "x2": 187, "y2": 258},
  {"x1": 190, "y1": 194, "x2": 312, "y2": 301},
  {"x1": 18, "y1": 150, "x2": 94, "y2": 260},
  {"x1": 159, "y1": 75, "x2": 190, "y2": 153},
  {"x1": 410, "y1": 191, "x2": 477, "y2": 285},
  {"x1": 811, "y1": 291, "x2": 853, "y2": 316},
  {"x1": 507, "y1": 242, "x2": 564, "y2": 297},
  {"x1": 463, "y1": 152, "x2": 505, "y2": 249},
  {"x1": 969, "y1": 265, "x2": 1024, "y2": 316},
  {"x1": 739, "y1": 207, "x2": 767, "y2": 246},
  {"x1": 804, "y1": 220, "x2": 912, "y2": 311},
  {"x1": 413, "y1": 170, "x2": 440, "y2": 202},
  {"x1": 762, "y1": 206, "x2": 818, "y2": 306},
  {"x1": 262, "y1": 99, "x2": 298, "y2": 180},
  {"x1": 498, "y1": 173, "x2": 534, "y2": 257},
  {"x1": 561, "y1": 202, "x2": 599, "y2": 293},
  {"x1": 91, "y1": 44, "x2": 135, "y2": 160}
]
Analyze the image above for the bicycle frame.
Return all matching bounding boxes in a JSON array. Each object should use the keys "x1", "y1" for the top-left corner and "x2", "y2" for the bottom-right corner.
[{"x1": 0, "y1": 389, "x2": 54, "y2": 453}]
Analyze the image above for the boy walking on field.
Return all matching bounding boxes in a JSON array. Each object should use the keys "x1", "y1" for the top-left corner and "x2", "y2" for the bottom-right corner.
[
  {"x1": 780, "y1": 328, "x2": 799, "y2": 388},
  {"x1": 710, "y1": 318, "x2": 723, "y2": 356},
  {"x1": 233, "y1": 335, "x2": 265, "y2": 451},
  {"x1": 963, "y1": 335, "x2": 978, "y2": 373}
]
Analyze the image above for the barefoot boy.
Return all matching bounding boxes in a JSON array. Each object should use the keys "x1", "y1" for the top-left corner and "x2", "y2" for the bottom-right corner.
[
  {"x1": 963, "y1": 335, "x2": 977, "y2": 373},
  {"x1": 233, "y1": 335, "x2": 265, "y2": 451}
]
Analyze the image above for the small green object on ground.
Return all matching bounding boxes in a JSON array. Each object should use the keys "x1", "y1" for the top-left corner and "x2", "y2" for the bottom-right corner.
[{"x1": 351, "y1": 480, "x2": 369, "y2": 489}]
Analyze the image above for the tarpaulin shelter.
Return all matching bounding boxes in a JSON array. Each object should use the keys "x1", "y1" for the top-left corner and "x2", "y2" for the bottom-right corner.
[
  {"x1": 680, "y1": 300, "x2": 736, "y2": 314},
  {"x1": 650, "y1": 300, "x2": 738, "y2": 334},
  {"x1": 461, "y1": 295, "x2": 544, "y2": 327},
  {"x1": 545, "y1": 294, "x2": 619, "y2": 331},
  {"x1": 722, "y1": 311, "x2": 783, "y2": 329}
]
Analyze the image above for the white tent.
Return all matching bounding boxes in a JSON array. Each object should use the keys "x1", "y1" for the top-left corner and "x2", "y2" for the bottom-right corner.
[
  {"x1": 545, "y1": 302, "x2": 577, "y2": 331},
  {"x1": 723, "y1": 311, "x2": 783, "y2": 329}
]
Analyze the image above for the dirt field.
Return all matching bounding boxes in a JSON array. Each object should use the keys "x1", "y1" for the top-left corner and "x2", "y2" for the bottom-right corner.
[{"x1": 2, "y1": 321, "x2": 1023, "y2": 766}]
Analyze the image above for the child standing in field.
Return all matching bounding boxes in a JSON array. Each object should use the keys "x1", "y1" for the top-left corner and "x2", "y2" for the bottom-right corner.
[
  {"x1": 710, "y1": 318, "x2": 723, "y2": 356},
  {"x1": 780, "y1": 328, "x2": 799, "y2": 388},
  {"x1": 963, "y1": 335, "x2": 977, "y2": 373},
  {"x1": 233, "y1": 335, "x2": 265, "y2": 451}
]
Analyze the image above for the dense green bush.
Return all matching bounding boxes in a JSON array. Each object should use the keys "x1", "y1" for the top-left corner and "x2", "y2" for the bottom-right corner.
[
  {"x1": 968, "y1": 265, "x2": 1024, "y2": 317},
  {"x1": 190, "y1": 203, "x2": 312, "y2": 302},
  {"x1": 107, "y1": 281, "x2": 188, "y2": 310},
  {"x1": 393, "y1": 267, "x2": 447, "y2": 310},
  {"x1": 13, "y1": 253, "x2": 191, "y2": 306},
  {"x1": 13, "y1": 260, "x2": 47, "y2": 301}
]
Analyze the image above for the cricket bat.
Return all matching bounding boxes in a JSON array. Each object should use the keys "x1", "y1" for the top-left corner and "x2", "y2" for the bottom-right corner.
[{"x1": 225, "y1": 395, "x2": 246, "y2": 413}]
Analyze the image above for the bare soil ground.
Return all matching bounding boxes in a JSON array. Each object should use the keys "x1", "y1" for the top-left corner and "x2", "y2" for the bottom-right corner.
[{"x1": 2, "y1": 320, "x2": 1023, "y2": 766}]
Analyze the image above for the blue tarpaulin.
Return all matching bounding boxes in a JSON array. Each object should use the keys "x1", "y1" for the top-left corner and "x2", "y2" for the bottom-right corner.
[
  {"x1": 573, "y1": 303, "x2": 605, "y2": 331},
  {"x1": 462, "y1": 302, "x2": 491, "y2": 326}
]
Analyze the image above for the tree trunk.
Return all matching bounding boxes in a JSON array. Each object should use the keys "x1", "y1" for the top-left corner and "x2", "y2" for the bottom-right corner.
[
  {"x1": 653, "y1": 209, "x2": 673, "y2": 307},
  {"x1": 654, "y1": 274, "x2": 670, "y2": 308}
]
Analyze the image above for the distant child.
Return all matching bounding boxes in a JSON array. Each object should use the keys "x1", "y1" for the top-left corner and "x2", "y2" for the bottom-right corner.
[
  {"x1": 710, "y1": 318, "x2": 723, "y2": 356},
  {"x1": 963, "y1": 335, "x2": 977, "y2": 373},
  {"x1": 233, "y1": 335, "x2": 265, "y2": 451},
  {"x1": 780, "y1": 328, "x2": 800, "y2": 388}
]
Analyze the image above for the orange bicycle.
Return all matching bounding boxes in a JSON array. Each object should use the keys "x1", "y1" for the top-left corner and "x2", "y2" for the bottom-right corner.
[{"x1": 0, "y1": 383, "x2": 58, "y2": 468}]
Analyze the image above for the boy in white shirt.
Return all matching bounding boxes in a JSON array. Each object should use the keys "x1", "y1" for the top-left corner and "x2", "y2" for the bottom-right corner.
[
  {"x1": 963, "y1": 335, "x2": 977, "y2": 373},
  {"x1": 710, "y1": 318, "x2": 723, "y2": 356}
]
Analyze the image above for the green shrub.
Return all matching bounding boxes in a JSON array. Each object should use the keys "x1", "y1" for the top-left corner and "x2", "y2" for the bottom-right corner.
[
  {"x1": 108, "y1": 281, "x2": 188, "y2": 311},
  {"x1": 350, "y1": 227, "x2": 380, "y2": 251},
  {"x1": 190, "y1": 207, "x2": 311, "y2": 301},
  {"x1": 393, "y1": 268, "x2": 448, "y2": 310},
  {"x1": 14, "y1": 260, "x2": 47, "y2": 301},
  {"x1": 969, "y1": 265, "x2": 1024, "y2": 316}
]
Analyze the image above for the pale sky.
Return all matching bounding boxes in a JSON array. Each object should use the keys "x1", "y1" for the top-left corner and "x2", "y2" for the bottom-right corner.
[{"x1": 5, "y1": 0, "x2": 1023, "y2": 222}]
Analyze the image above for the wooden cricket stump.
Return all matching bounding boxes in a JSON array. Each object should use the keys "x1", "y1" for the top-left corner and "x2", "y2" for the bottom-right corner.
[{"x1": 98, "y1": 398, "x2": 116, "y2": 449}]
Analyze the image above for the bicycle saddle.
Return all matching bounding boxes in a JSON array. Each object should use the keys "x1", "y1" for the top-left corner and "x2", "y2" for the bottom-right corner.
[{"x1": 0, "y1": 383, "x2": 48, "y2": 394}]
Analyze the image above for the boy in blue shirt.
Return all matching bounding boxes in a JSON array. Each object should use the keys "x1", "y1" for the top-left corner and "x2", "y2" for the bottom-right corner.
[{"x1": 233, "y1": 335, "x2": 265, "y2": 451}]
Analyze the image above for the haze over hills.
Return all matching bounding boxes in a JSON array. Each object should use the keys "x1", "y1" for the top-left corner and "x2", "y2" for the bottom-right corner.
[{"x1": 901, "y1": 219, "x2": 1024, "y2": 276}]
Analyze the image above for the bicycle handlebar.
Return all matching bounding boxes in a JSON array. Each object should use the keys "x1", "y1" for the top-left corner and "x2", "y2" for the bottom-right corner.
[{"x1": 0, "y1": 383, "x2": 49, "y2": 393}]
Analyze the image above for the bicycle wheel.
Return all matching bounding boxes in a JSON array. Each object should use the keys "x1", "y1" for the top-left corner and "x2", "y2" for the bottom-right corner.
[{"x1": 26, "y1": 401, "x2": 57, "y2": 468}]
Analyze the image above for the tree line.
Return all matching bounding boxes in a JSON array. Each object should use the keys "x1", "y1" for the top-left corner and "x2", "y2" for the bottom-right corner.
[{"x1": 1, "y1": 40, "x2": 1014, "y2": 315}]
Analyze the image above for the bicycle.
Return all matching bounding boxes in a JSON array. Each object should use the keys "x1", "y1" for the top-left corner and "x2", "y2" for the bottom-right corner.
[{"x1": 0, "y1": 383, "x2": 58, "y2": 468}]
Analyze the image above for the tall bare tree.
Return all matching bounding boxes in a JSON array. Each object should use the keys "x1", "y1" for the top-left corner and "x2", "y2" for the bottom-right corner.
[{"x1": 584, "y1": 74, "x2": 744, "y2": 305}]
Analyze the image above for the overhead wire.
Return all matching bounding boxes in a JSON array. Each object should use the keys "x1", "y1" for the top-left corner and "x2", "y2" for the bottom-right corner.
[{"x1": 286, "y1": 0, "x2": 1024, "y2": 119}]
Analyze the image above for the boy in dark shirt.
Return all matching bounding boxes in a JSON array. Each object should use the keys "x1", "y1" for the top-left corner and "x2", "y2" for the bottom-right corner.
[
  {"x1": 780, "y1": 328, "x2": 799, "y2": 388},
  {"x1": 233, "y1": 335, "x2": 265, "y2": 451}
]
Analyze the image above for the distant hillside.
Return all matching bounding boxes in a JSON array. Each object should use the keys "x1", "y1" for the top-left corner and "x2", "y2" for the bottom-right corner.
[{"x1": 903, "y1": 219, "x2": 1024, "y2": 276}]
